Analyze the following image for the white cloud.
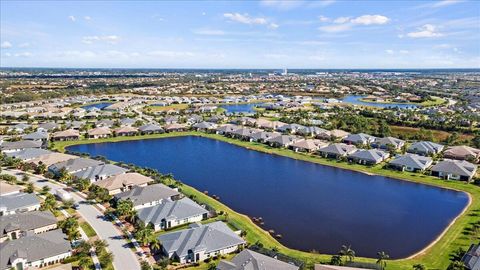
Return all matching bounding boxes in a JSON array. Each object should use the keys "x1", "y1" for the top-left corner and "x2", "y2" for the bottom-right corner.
[
  {"x1": 350, "y1": 15, "x2": 389, "y2": 25},
  {"x1": 432, "y1": 0, "x2": 464, "y2": 8},
  {"x1": 1, "y1": 41, "x2": 12, "y2": 49},
  {"x1": 318, "y1": 23, "x2": 352, "y2": 33},
  {"x1": 68, "y1": 15, "x2": 76, "y2": 22},
  {"x1": 5, "y1": 53, "x2": 11, "y2": 57},
  {"x1": 82, "y1": 35, "x2": 120, "y2": 44},
  {"x1": 333, "y1": 17, "x2": 350, "y2": 24},
  {"x1": 406, "y1": 24, "x2": 443, "y2": 38},
  {"x1": 269, "y1": 23, "x2": 279, "y2": 29},
  {"x1": 14, "y1": 52, "x2": 32, "y2": 57},
  {"x1": 399, "y1": 50, "x2": 409, "y2": 54},
  {"x1": 224, "y1": 13, "x2": 268, "y2": 25},
  {"x1": 193, "y1": 29, "x2": 226, "y2": 36},
  {"x1": 385, "y1": 49, "x2": 409, "y2": 55},
  {"x1": 84, "y1": 16, "x2": 92, "y2": 21},
  {"x1": 261, "y1": 0, "x2": 336, "y2": 9}
]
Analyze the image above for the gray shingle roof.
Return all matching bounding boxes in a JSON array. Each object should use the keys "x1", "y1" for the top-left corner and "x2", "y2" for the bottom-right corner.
[
  {"x1": 137, "y1": 198, "x2": 208, "y2": 225},
  {"x1": 23, "y1": 131, "x2": 49, "y2": 141},
  {"x1": 0, "y1": 229, "x2": 71, "y2": 270},
  {"x1": 349, "y1": 149, "x2": 389, "y2": 163},
  {"x1": 389, "y1": 154, "x2": 433, "y2": 170},
  {"x1": 114, "y1": 183, "x2": 179, "y2": 207},
  {"x1": 319, "y1": 143, "x2": 357, "y2": 156},
  {"x1": 407, "y1": 141, "x2": 444, "y2": 155},
  {"x1": 139, "y1": 124, "x2": 164, "y2": 132},
  {"x1": 217, "y1": 249, "x2": 299, "y2": 270},
  {"x1": 71, "y1": 164, "x2": 128, "y2": 182},
  {"x1": 0, "y1": 193, "x2": 40, "y2": 213},
  {"x1": 5, "y1": 148, "x2": 51, "y2": 161},
  {"x1": 0, "y1": 211, "x2": 57, "y2": 237},
  {"x1": 343, "y1": 133, "x2": 376, "y2": 145},
  {"x1": 462, "y1": 243, "x2": 480, "y2": 270},
  {"x1": 49, "y1": 158, "x2": 104, "y2": 173},
  {"x1": 431, "y1": 160, "x2": 477, "y2": 177},
  {"x1": 0, "y1": 140, "x2": 42, "y2": 151},
  {"x1": 158, "y1": 221, "x2": 245, "y2": 258}
]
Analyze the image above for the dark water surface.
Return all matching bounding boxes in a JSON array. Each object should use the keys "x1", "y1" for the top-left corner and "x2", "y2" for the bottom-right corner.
[
  {"x1": 68, "y1": 136, "x2": 468, "y2": 258},
  {"x1": 342, "y1": 95, "x2": 419, "y2": 109},
  {"x1": 81, "y1": 102, "x2": 113, "y2": 110},
  {"x1": 220, "y1": 103, "x2": 263, "y2": 113}
]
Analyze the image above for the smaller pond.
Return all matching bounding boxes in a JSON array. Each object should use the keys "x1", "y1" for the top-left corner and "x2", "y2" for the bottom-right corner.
[
  {"x1": 81, "y1": 102, "x2": 113, "y2": 110},
  {"x1": 342, "y1": 95, "x2": 419, "y2": 109},
  {"x1": 220, "y1": 103, "x2": 263, "y2": 114}
]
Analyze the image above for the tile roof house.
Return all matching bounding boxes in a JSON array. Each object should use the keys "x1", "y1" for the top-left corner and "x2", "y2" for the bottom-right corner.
[
  {"x1": 407, "y1": 141, "x2": 444, "y2": 156},
  {"x1": 318, "y1": 143, "x2": 357, "y2": 159},
  {"x1": 49, "y1": 157, "x2": 104, "y2": 175},
  {"x1": 137, "y1": 197, "x2": 208, "y2": 231},
  {"x1": 72, "y1": 164, "x2": 128, "y2": 183},
  {"x1": 462, "y1": 242, "x2": 480, "y2": 270},
  {"x1": 348, "y1": 149, "x2": 390, "y2": 165},
  {"x1": 217, "y1": 249, "x2": 299, "y2": 270},
  {"x1": 266, "y1": 135, "x2": 302, "y2": 148},
  {"x1": 431, "y1": 159, "x2": 478, "y2": 181},
  {"x1": 230, "y1": 128, "x2": 263, "y2": 140},
  {"x1": 316, "y1": 129, "x2": 350, "y2": 141},
  {"x1": 119, "y1": 118, "x2": 137, "y2": 126},
  {"x1": 139, "y1": 123, "x2": 164, "y2": 134},
  {"x1": 87, "y1": 127, "x2": 112, "y2": 139},
  {"x1": 37, "y1": 122, "x2": 60, "y2": 132},
  {"x1": 276, "y1": 124, "x2": 306, "y2": 134},
  {"x1": 0, "y1": 140, "x2": 43, "y2": 153},
  {"x1": 5, "y1": 148, "x2": 51, "y2": 161},
  {"x1": 372, "y1": 137, "x2": 405, "y2": 150},
  {"x1": 216, "y1": 124, "x2": 241, "y2": 135},
  {"x1": 0, "y1": 211, "x2": 57, "y2": 243},
  {"x1": 0, "y1": 229, "x2": 72, "y2": 270},
  {"x1": 114, "y1": 126, "x2": 138, "y2": 136},
  {"x1": 22, "y1": 131, "x2": 49, "y2": 143},
  {"x1": 291, "y1": 139, "x2": 328, "y2": 153},
  {"x1": 114, "y1": 183, "x2": 180, "y2": 209},
  {"x1": 443, "y1": 146, "x2": 480, "y2": 162},
  {"x1": 93, "y1": 172, "x2": 154, "y2": 195},
  {"x1": 389, "y1": 154, "x2": 433, "y2": 172},
  {"x1": 28, "y1": 152, "x2": 78, "y2": 167},
  {"x1": 297, "y1": 126, "x2": 328, "y2": 137},
  {"x1": 343, "y1": 133, "x2": 376, "y2": 146},
  {"x1": 247, "y1": 131, "x2": 281, "y2": 143},
  {"x1": 0, "y1": 193, "x2": 41, "y2": 216},
  {"x1": 164, "y1": 123, "x2": 188, "y2": 132},
  {"x1": 0, "y1": 182, "x2": 23, "y2": 197},
  {"x1": 51, "y1": 129, "x2": 80, "y2": 141},
  {"x1": 158, "y1": 221, "x2": 245, "y2": 264},
  {"x1": 193, "y1": 122, "x2": 218, "y2": 132}
]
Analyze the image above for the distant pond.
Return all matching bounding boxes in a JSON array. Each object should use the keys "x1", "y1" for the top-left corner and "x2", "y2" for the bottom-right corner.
[
  {"x1": 68, "y1": 136, "x2": 468, "y2": 258},
  {"x1": 220, "y1": 103, "x2": 263, "y2": 113},
  {"x1": 81, "y1": 102, "x2": 113, "y2": 110},
  {"x1": 342, "y1": 95, "x2": 419, "y2": 109}
]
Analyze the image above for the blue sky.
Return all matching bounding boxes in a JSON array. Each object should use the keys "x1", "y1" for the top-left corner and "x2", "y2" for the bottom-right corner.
[{"x1": 1, "y1": 0, "x2": 479, "y2": 68}]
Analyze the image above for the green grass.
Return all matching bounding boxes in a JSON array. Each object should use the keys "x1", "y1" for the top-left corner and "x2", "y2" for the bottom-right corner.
[
  {"x1": 52, "y1": 131, "x2": 480, "y2": 269},
  {"x1": 80, "y1": 222, "x2": 97, "y2": 237},
  {"x1": 357, "y1": 96, "x2": 446, "y2": 107}
]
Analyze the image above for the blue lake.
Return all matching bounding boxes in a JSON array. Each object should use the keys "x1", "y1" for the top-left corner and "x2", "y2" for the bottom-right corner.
[
  {"x1": 81, "y1": 102, "x2": 113, "y2": 110},
  {"x1": 342, "y1": 95, "x2": 419, "y2": 109},
  {"x1": 68, "y1": 136, "x2": 468, "y2": 258},
  {"x1": 220, "y1": 103, "x2": 263, "y2": 113}
]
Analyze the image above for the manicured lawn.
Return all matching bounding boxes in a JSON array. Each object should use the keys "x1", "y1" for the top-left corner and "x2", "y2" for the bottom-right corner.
[
  {"x1": 52, "y1": 131, "x2": 480, "y2": 269},
  {"x1": 143, "y1": 104, "x2": 189, "y2": 112},
  {"x1": 80, "y1": 222, "x2": 97, "y2": 237}
]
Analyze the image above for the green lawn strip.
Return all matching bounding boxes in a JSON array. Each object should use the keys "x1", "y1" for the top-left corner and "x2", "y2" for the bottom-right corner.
[
  {"x1": 80, "y1": 221, "x2": 97, "y2": 237},
  {"x1": 51, "y1": 131, "x2": 480, "y2": 269},
  {"x1": 357, "y1": 96, "x2": 446, "y2": 107}
]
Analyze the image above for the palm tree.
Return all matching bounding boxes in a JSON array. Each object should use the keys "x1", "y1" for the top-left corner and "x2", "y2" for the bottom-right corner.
[
  {"x1": 447, "y1": 261, "x2": 466, "y2": 270},
  {"x1": 78, "y1": 256, "x2": 92, "y2": 270},
  {"x1": 93, "y1": 239, "x2": 108, "y2": 254},
  {"x1": 339, "y1": 245, "x2": 355, "y2": 263},
  {"x1": 58, "y1": 216, "x2": 80, "y2": 241},
  {"x1": 41, "y1": 194, "x2": 57, "y2": 211},
  {"x1": 413, "y1": 264, "x2": 425, "y2": 270},
  {"x1": 376, "y1": 251, "x2": 390, "y2": 270},
  {"x1": 35, "y1": 163, "x2": 47, "y2": 175},
  {"x1": 135, "y1": 225, "x2": 154, "y2": 247},
  {"x1": 99, "y1": 252, "x2": 114, "y2": 268},
  {"x1": 149, "y1": 238, "x2": 161, "y2": 253},
  {"x1": 25, "y1": 182, "x2": 34, "y2": 193},
  {"x1": 329, "y1": 255, "x2": 342, "y2": 266}
]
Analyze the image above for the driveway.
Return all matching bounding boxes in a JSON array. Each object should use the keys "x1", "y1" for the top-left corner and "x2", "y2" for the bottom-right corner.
[{"x1": 4, "y1": 169, "x2": 141, "y2": 270}]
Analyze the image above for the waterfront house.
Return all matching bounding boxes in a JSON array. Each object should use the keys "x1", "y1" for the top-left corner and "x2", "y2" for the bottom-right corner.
[
  {"x1": 72, "y1": 164, "x2": 128, "y2": 183},
  {"x1": 138, "y1": 123, "x2": 164, "y2": 134},
  {"x1": 0, "y1": 193, "x2": 41, "y2": 216},
  {"x1": 5, "y1": 148, "x2": 51, "y2": 162},
  {"x1": 164, "y1": 123, "x2": 188, "y2": 132},
  {"x1": 93, "y1": 172, "x2": 154, "y2": 195},
  {"x1": 247, "y1": 131, "x2": 281, "y2": 143},
  {"x1": 297, "y1": 126, "x2": 328, "y2": 137},
  {"x1": 389, "y1": 154, "x2": 433, "y2": 172},
  {"x1": 216, "y1": 124, "x2": 241, "y2": 135},
  {"x1": 217, "y1": 249, "x2": 299, "y2": 270},
  {"x1": 348, "y1": 149, "x2": 390, "y2": 165},
  {"x1": 343, "y1": 133, "x2": 376, "y2": 146},
  {"x1": 114, "y1": 183, "x2": 180, "y2": 209},
  {"x1": 290, "y1": 139, "x2": 328, "y2": 153},
  {"x1": 114, "y1": 126, "x2": 138, "y2": 136},
  {"x1": 157, "y1": 221, "x2": 245, "y2": 264},
  {"x1": 0, "y1": 229, "x2": 72, "y2": 270},
  {"x1": 231, "y1": 127, "x2": 263, "y2": 140},
  {"x1": 318, "y1": 143, "x2": 357, "y2": 159},
  {"x1": 431, "y1": 159, "x2": 477, "y2": 181},
  {"x1": 29, "y1": 152, "x2": 78, "y2": 167},
  {"x1": 0, "y1": 140, "x2": 42, "y2": 153},
  {"x1": 407, "y1": 141, "x2": 444, "y2": 156},
  {"x1": 87, "y1": 127, "x2": 112, "y2": 139},
  {"x1": 51, "y1": 129, "x2": 80, "y2": 141},
  {"x1": 443, "y1": 145, "x2": 480, "y2": 162},
  {"x1": 0, "y1": 211, "x2": 57, "y2": 243},
  {"x1": 137, "y1": 197, "x2": 208, "y2": 231},
  {"x1": 49, "y1": 157, "x2": 103, "y2": 175},
  {"x1": 461, "y1": 242, "x2": 480, "y2": 270},
  {"x1": 276, "y1": 124, "x2": 306, "y2": 134},
  {"x1": 266, "y1": 135, "x2": 302, "y2": 148},
  {"x1": 193, "y1": 121, "x2": 218, "y2": 132},
  {"x1": 0, "y1": 182, "x2": 23, "y2": 197},
  {"x1": 316, "y1": 129, "x2": 350, "y2": 141},
  {"x1": 372, "y1": 136, "x2": 405, "y2": 150},
  {"x1": 95, "y1": 119, "x2": 115, "y2": 128},
  {"x1": 164, "y1": 116, "x2": 179, "y2": 124}
]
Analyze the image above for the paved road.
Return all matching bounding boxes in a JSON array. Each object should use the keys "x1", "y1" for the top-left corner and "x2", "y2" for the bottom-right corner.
[{"x1": 5, "y1": 169, "x2": 141, "y2": 270}]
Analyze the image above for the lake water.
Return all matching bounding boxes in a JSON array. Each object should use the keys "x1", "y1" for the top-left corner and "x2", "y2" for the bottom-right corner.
[
  {"x1": 342, "y1": 95, "x2": 419, "y2": 109},
  {"x1": 220, "y1": 103, "x2": 263, "y2": 113},
  {"x1": 68, "y1": 136, "x2": 468, "y2": 258},
  {"x1": 81, "y1": 102, "x2": 113, "y2": 110}
]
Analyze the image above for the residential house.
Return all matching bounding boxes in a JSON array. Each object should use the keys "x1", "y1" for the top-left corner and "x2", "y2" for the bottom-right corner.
[
  {"x1": 348, "y1": 149, "x2": 390, "y2": 165},
  {"x1": 29, "y1": 152, "x2": 78, "y2": 167},
  {"x1": 0, "y1": 193, "x2": 41, "y2": 216},
  {"x1": 114, "y1": 183, "x2": 180, "y2": 209},
  {"x1": 49, "y1": 157, "x2": 104, "y2": 175},
  {"x1": 5, "y1": 148, "x2": 51, "y2": 162},
  {"x1": 96, "y1": 119, "x2": 115, "y2": 128},
  {"x1": 193, "y1": 122, "x2": 218, "y2": 132},
  {"x1": 316, "y1": 129, "x2": 350, "y2": 141},
  {"x1": 0, "y1": 229, "x2": 72, "y2": 270},
  {"x1": 87, "y1": 127, "x2": 112, "y2": 139},
  {"x1": 37, "y1": 122, "x2": 60, "y2": 132},
  {"x1": 343, "y1": 133, "x2": 376, "y2": 146},
  {"x1": 389, "y1": 154, "x2": 433, "y2": 172},
  {"x1": 318, "y1": 143, "x2": 357, "y2": 159},
  {"x1": 230, "y1": 128, "x2": 263, "y2": 141},
  {"x1": 290, "y1": 139, "x2": 328, "y2": 153},
  {"x1": 217, "y1": 249, "x2": 299, "y2": 270},
  {"x1": 0, "y1": 182, "x2": 23, "y2": 197},
  {"x1": 164, "y1": 116, "x2": 179, "y2": 124},
  {"x1": 443, "y1": 146, "x2": 480, "y2": 162},
  {"x1": 158, "y1": 221, "x2": 245, "y2": 264},
  {"x1": 137, "y1": 197, "x2": 208, "y2": 231},
  {"x1": 119, "y1": 118, "x2": 137, "y2": 126},
  {"x1": 93, "y1": 172, "x2": 154, "y2": 195},
  {"x1": 114, "y1": 126, "x2": 138, "y2": 136},
  {"x1": 51, "y1": 129, "x2": 80, "y2": 141},
  {"x1": 372, "y1": 137, "x2": 405, "y2": 150},
  {"x1": 297, "y1": 126, "x2": 328, "y2": 137},
  {"x1": 138, "y1": 124, "x2": 164, "y2": 134},
  {"x1": 22, "y1": 131, "x2": 49, "y2": 145},
  {"x1": 266, "y1": 135, "x2": 302, "y2": 148},
  {"x1": 276, "y1": 124, "x2": 306, "y2": 134},
  {"x1": 216, "y1": 124, "x2": 240, "y2": 135},
  {"x1": 0, "y1": 211, "x2": 57, "y2": 243},
  {"x1": 8, "y1": 123, "x2": 31, "y2": 134},
  {"x1": 72, "y1": 164, "x2": 128, "y2": 183},
  {"x1": 164, "y1": 123, "x2": 188, "y2": 132},
  {"x1": 0, "y1": 140, "x2": 42, "y2": 153},
  {"x1": 407, "y1": 141, "x2": 444, "y2": 156},
  {"x1": 431, "y1": 159, "x2": 477, "y2": 181},
  {"x1": 247, "y1": 131, "x2": 281, "y2": 143},
  {"x1": 461, "y1": 242, "x2": 480, "y2": 270}
]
